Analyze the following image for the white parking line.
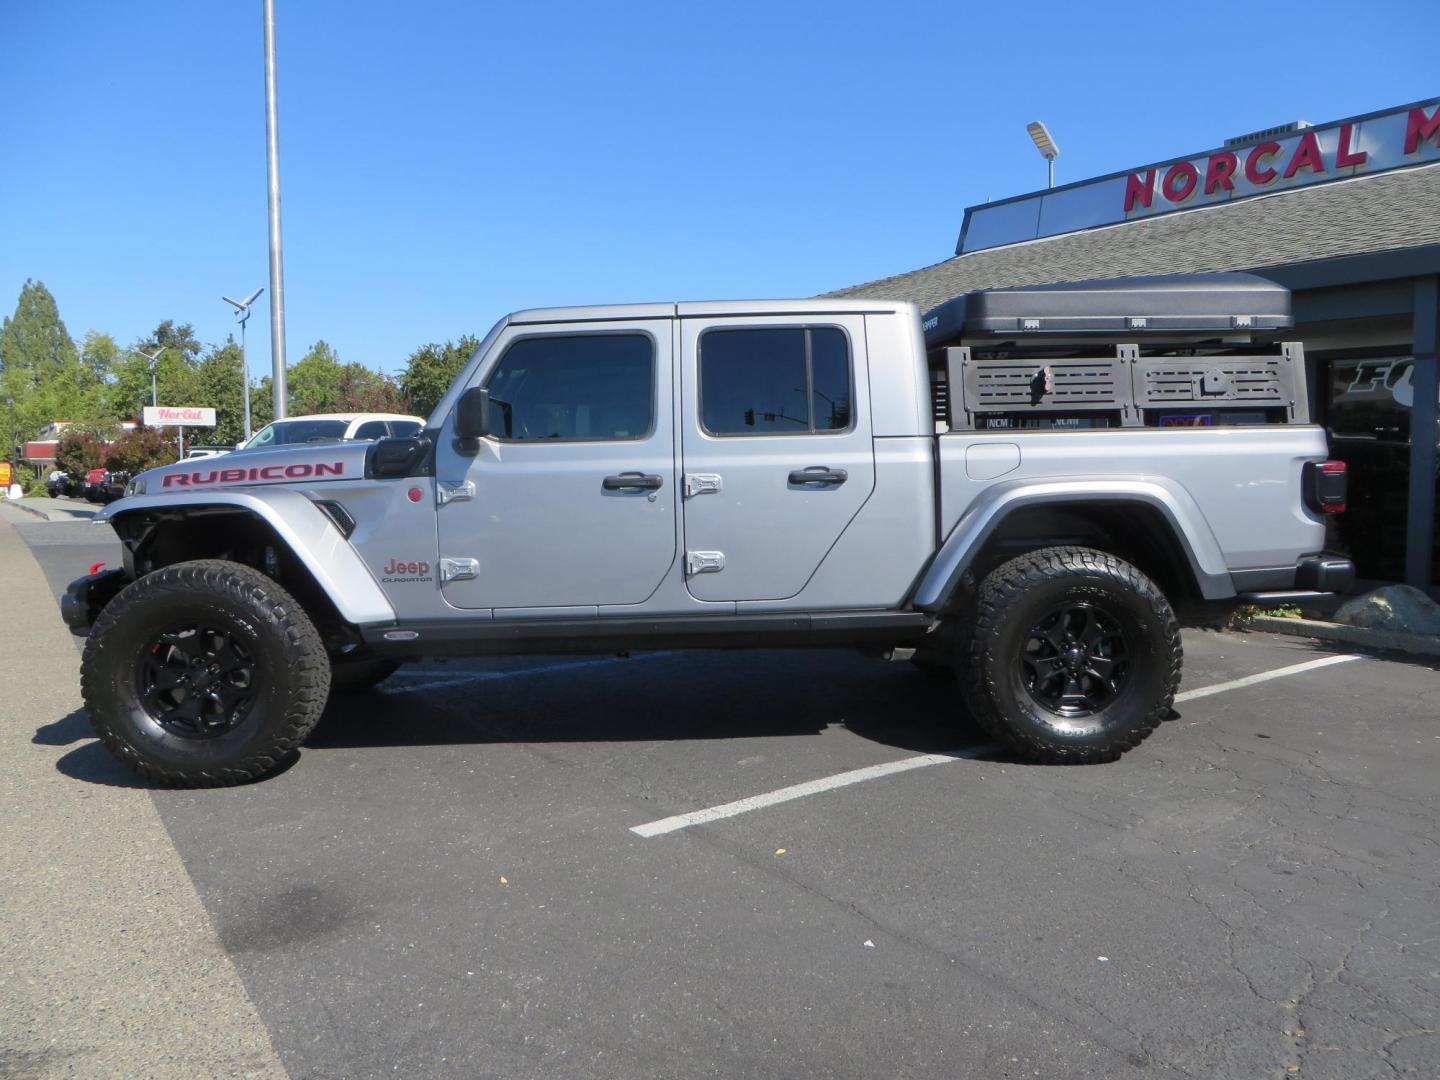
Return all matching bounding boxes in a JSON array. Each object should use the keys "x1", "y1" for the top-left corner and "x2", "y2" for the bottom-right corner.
[
  {"x1": 629, "y1": 651, "x2": 1366, "y2": 838},
  {"x1": 384, "y1": 653, "x2": 667, "y2": 695},
  {"x1": 630, "y1": 748, "x2": 1000, "y2": 838},
  {"x1": 1173, "y1": 653, "x2": 1362, "y2": 702}
]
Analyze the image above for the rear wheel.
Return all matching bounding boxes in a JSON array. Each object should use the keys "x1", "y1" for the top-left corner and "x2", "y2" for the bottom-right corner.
[
  {"x1": 961, "y1": 546, "x2": 1180, "y2": 763},
  {"x1": 81, "y1": 559, "x2": 330, "y2": 786}
]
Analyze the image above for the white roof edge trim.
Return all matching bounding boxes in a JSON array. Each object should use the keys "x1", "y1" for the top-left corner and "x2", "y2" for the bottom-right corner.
[{"x1": 507, "y1": 299, "x2": 916, "y2": 324}]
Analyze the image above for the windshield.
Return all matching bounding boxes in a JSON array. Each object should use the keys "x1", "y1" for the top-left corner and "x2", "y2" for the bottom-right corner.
[{"x1": 241, "y1": 419, "x2": 350, "y2": 450}]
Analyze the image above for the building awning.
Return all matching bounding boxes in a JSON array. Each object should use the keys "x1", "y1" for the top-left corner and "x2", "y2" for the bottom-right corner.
[{"x1": 23, "y1": 440, "x2": 59, "y2": 463}]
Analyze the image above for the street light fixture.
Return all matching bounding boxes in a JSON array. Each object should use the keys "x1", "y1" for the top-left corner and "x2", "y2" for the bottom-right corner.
[
  {"x1": 137, "y1": 347, "x2": 163, "y2": 408},
  {"x1": 222, "y1": 287, "x2": 264, "y2": 441},
  {"x1": 1027, "y1": 120, "x2": 1060, "y2": 189}
]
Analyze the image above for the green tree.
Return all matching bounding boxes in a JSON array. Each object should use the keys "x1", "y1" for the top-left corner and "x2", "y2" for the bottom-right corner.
[
  {"x1": 337, "y1": 363, "x2": 409, "y2": 414},
  {"x1": 79, "y1": 330, "x2": 120, "y2": 382},
  {"x1": 144, "y1": 320, "x2": 202, "y2": 362},
  {"x1": 287, "y1": 340, "x2": 345, "y2": 414},
  {"x1": 400, "y1": 335, "x2": 478, "y2": 418},
  {"x1": 108, "y1": 321, "x2": 205, "y2": 420},
  {"x1": 195, "y1": 338, "x2": 261, "y2": 446},
  {"x1": 0, "y1": 280, "x2": 79, "y2": 439},
  {"x1": 35, "y1": 330, "x2": 115, "y2": 425}
]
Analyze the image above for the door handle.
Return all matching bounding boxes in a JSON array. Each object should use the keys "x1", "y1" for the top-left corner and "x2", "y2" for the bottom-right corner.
[
  {"x1": 603, "y1": 472, "x2": 664, "y2": 491},
  {"x1": 788, "y1": 467, "x2": 848, "y2": 486}
]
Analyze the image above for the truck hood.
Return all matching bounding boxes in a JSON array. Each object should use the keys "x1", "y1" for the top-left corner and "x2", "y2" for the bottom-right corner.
[{"x1": 131, "y1": 441, "x2": 373, "y2": 496}]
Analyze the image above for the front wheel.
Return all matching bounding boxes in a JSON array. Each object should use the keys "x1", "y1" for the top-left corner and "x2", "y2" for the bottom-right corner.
[
  {"x1": 961, "y1": 547, "x2": 1181, "y2": 764},
  {"x1": 81, "y1": 559, "x2": 331, "y2": 786}
]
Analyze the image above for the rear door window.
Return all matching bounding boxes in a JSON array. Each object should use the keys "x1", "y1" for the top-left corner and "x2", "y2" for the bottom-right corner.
[
  {"x1": 352, "y1": 421, "x2": 390, "y2": 440},
  {"x1": 699, "y1": 326, "x2": 852, "y2": 436}
]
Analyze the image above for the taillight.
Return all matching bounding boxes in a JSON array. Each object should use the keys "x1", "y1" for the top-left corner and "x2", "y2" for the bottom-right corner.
[{"x1": 1304, "y1": 460, "x2": 1347, "y2": 514}]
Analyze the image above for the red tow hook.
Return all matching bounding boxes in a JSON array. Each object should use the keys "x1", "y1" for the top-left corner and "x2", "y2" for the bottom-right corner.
[{"x1": 89, "y1": 562, "x2": 107, "y2": 575}]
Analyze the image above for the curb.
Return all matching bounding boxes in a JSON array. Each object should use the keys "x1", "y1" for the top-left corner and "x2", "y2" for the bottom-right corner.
[
  {"x1": 1249, "y1": 615, "x2": 1440, "y2": 659},
  {"x1": 1, "y1": 499, "x2": 50, "y2": 521}
]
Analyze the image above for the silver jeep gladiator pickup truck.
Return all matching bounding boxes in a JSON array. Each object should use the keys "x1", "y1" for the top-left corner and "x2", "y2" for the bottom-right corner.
[{"x1": 64, "y1": 272, "x2": 1353, "y2": 785}]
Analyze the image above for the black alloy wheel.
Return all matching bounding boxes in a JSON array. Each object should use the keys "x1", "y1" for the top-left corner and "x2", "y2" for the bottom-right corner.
[
  {"x1": 137, "y1": 624, "x2": 260, "y2": 738},
  {"x1": 1019, "y1": 602, "x2": 1130, "y2": 719},
  {"x1": 960, "y1": 546, "x2": 1181, "y2": 764},
  {"x1": 82, "y1": 559, "x2": 330, "y2": 786}
]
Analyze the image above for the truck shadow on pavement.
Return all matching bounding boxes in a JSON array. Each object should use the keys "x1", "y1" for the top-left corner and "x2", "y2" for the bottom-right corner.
[
  {"x1": 37, "y1": 709, "x2": 154, "y2": 788},
  {"x1": 38, "y1": 708, "x2": 301, "y2": 789},
  {"x1": 39, "y1": 653, "x2": 1004, "y2": 789},
  {"x1": 307, "y1": 653, "x2": 996, "y2": 759}
]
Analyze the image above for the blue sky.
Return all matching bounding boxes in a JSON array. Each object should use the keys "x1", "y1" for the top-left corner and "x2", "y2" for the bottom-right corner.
[{"x1": 2, "y1": 0, "x2": 1434, "y2": 380}]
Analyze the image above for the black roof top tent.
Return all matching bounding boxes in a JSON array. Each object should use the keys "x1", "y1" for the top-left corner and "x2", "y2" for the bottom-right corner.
[{"x1": 922, "y1": 272, "x2": 1293, "y2": 349}]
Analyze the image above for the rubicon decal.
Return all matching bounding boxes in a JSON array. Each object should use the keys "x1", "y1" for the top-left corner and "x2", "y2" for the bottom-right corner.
[
  {"x1": 381, "y1": 558, "x2": 432, "y2": 584},
  {"x1": 161, "y1": 462, "x2": 345, "y2": 488}
]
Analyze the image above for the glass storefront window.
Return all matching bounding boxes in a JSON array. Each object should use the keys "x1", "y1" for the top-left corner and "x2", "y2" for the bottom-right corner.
[{"x1": 1324, "y1": 356, "x2": 1439, "y2": 583}]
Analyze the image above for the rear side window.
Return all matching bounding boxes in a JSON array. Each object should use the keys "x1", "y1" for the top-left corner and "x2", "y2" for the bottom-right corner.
[
  {"x1": 484, "y1": 333, "x2": 654, "y2": 441},
  {"x1": 699, "y1": 326, "x2": 852, "y2": 435},
  {"x1": 390, "y1": 420, "x2": 422, "y2": 438},
  {"x1": 352, "y1": 421, "x2": 389, "y2": 440}
]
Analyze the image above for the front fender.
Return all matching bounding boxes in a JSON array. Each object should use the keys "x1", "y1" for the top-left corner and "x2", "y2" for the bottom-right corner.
[
  {"x1": 99, "y1": 489, "x2": 397, "y2": 627},
  {"x1": 912, "y1": 476, "x2": 1235, "y2": 610}
]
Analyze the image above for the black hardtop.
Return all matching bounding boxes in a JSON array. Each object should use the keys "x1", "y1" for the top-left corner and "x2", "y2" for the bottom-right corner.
[{"x1": 922, "y1": 272, "x2": 1292, "y2": 348}]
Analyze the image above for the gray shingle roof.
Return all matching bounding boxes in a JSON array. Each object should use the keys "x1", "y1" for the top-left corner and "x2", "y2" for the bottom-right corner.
[{"x1": 826, "y1": 162, "x2": 1440, "y2": 311}]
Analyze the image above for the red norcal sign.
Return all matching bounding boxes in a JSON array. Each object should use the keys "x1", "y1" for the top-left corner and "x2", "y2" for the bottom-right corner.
[
  {"x1": 959, "y1": 98, "x2": 1440, "y2": 254},
  {"x1": 1124, "y1": 105, "x2": 1440, "y2": 215},
  {"x1": 161, "y1": 461, "x2": 345, "y2": 488}
]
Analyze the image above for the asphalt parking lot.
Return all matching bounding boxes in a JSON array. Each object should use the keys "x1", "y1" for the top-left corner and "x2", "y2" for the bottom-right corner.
[{"x1": 4, "y1": 506, "x2": 1438, "y2": 1080}]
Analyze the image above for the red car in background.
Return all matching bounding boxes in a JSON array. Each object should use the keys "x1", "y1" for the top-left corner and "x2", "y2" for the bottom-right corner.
[{"x1": 81, "y1": 467, "x2": 110, "y2": 502}]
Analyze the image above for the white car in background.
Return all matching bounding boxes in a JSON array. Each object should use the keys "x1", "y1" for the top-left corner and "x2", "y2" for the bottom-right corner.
[{"x1": 238, "y1": 412, "x2": 424, "y2": 451}]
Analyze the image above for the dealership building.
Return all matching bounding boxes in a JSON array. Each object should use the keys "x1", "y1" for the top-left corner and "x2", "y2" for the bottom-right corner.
[{"x1": 835, "y1": 97, "x2": 1440, "y2": 596}]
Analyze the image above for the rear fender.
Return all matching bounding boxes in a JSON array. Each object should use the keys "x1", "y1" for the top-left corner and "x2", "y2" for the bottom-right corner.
[
  {"x1": 100, "y1": 489, "x2": 395, "y2": 626},
  {"x1": 913, "y1": 477, "x2": 1234, "y2": 610}
]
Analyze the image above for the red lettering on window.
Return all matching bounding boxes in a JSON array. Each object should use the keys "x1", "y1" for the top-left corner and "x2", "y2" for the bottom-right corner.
[
  {"x1": 1162, "y1": 162, "x2": 1199, "y2": 203},
  {"x1": 1124, "y1": 169, "x2": 1156, "y2": 212},
  {"x1": 1203, "y1": 152, "x2": 1238, "y2": 194},
  {"x1": 1283, "y1": 131, "x2": 1325, "y2": 179},
  {"x1": 1335, "y1": 123, "x2": 1367, "y2": 168},
  {"x1": 1404, "y1": 105, "x2": 1440, "y2": 154},
  {"x1": 1245, "y1": 141, "x2": 1281, "y2": 185}
]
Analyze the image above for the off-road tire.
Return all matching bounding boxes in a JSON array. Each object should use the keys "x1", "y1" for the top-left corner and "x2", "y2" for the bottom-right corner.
[
  {"x1": 81, "y1": 559, "x2": 330, "y2": 787},
  {"x1": 961, "y1": 546, "x2": 1181, "y2": 763},
  {"x1": 330, "y1": 655, "x2": 401, "y2": 693}
]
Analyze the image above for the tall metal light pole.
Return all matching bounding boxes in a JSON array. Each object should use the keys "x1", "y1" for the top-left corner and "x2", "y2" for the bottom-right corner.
[
  {"x1": 1027, "y1": 121, "x2": 1060, "y2": 189},
  {"x1": 264, "y1": 0, "x2": 289, "y2": 419},
  {"x1": 222, "y1": 288, "x2": 265, "y2": 442},
  {"x1": 138, "y1": 348, "x2": 162, "y2": 408}
]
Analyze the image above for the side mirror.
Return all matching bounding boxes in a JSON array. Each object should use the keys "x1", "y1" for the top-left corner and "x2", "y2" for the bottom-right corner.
[
  {"x1": 455, "y1": 387, "x2": 492, "y2": 440},
  {"x1": 366, "y1": 434, "x2": 430, "y2": 479}
]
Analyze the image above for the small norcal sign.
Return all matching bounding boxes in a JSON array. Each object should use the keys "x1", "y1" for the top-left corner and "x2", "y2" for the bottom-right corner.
[{"x1": 143, "y1": 406, "x2": 217, "y2": 427}]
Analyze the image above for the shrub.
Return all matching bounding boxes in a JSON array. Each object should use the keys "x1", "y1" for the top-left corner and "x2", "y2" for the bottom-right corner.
[
  {"x1": 55, "y1": 429, "x2": 110, "y2": 478},
  {"x1": 104, "y1": 426, "x2": 180, "y2": 475}
]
